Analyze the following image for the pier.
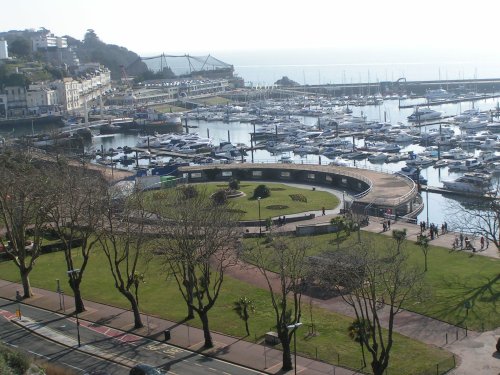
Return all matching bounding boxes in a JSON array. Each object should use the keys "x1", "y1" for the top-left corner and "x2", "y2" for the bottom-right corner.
[{"x1": 420, "y1": 185, "x2": 495, "y2": 200}]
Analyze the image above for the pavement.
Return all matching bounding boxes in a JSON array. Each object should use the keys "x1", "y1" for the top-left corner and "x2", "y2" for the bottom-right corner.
[{"x1": 0, "y1": 185, "x2": 498, "y2": 374}]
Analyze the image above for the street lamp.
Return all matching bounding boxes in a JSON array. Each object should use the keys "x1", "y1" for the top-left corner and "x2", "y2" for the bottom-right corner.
[
  {"x1": 287, "y1": 322, "x2": 303, "y2": 374},
  {"x1": 258, "y1": 197, "x2": 262, "y2": 236},
  {"x1": 67, "y1": 269, "x2": 81, "y2": 347},
  {"x1": 342, "y1": 191, "x2": 346, "y2": 215},
  {"x1": 56, "y1": 279, "x2": 63, "y2": 311},
  {"x1": 426, "y1": 186, "x2": 429, "y2": 227}
]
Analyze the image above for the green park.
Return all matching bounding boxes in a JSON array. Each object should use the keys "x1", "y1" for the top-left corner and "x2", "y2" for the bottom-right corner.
[{"x1": 2, "y1": 180, "x2": 497, "y2": 374}]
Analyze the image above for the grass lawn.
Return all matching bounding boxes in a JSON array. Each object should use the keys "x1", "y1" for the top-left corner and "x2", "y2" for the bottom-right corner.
[
  {"x1": 195, "y1": 96, "x2": 232, "y2": 106},
  {"x1": 151, "y1": 104, "x2": 188, "y2": 113},
  {"x1": 245, "y1": 230, "x2": 500, "y2": 331},
  {"x1": 147, "y1": 182, "x2": 339, "y2": 221},
  {"x1": 0, "y1": 243, "x2": 452, "y2": 374}
]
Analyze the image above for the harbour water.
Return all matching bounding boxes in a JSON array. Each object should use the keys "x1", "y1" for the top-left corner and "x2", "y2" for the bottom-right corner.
[
  {"x1": 81, "y1": 96, "x2": 500, "y2": 230},
  {"x1": 214, "y1": 48, "x2": 500, "y2": 87}
]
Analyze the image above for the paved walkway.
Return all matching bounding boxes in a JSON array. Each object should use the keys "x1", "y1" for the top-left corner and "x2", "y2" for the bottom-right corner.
[
  {"x1": 0, "y1": 185, "x2": 498, "y2": 374},
  {"x1": 0, "y1": 280, "x2": 354, "y2": 375},
  {"x1": 241, "y1": 192, "x2": 499, "y2": 375}
]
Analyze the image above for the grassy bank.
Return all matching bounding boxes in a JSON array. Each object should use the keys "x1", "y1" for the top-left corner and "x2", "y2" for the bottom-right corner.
[{"x1": 0, "y1": 242, "x2": 452, "y2": 374}]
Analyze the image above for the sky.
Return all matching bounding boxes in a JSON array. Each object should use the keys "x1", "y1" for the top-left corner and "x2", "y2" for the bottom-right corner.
[{"x1": 4, "y1": 0, "x2": 500, "y2": 58}]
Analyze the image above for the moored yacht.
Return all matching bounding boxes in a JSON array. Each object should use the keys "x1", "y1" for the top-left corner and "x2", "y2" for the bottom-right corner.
[
  {"x1": 408, "y1": 108, "x2": 442, "y2": 122},
  {"x1": 442, "y1": 172, "x2": 492, "y2": 194}
]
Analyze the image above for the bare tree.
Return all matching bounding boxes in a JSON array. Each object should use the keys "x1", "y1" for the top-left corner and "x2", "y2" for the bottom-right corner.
[
  {"x1": 98, "y1": 186, "x2": 151, "y2": 329},
  {"x1": 46, "y1": 162, "x2": 108, "y2": 313},
  {"x1": 242, "y1": 235, "x2": 309, "y2": 371},
  {"x1": 448, "y1": 198, "x2": 500, "y2": 251},
  {"x1": 155, "y1": 186, "x2": 242, "y2": 348},
  {"x1": 316, "y1": 237, "x2": 424, "y2": 375},
  {"x1": 0, "y1": 150, "x2": 54, "y2": 298}
]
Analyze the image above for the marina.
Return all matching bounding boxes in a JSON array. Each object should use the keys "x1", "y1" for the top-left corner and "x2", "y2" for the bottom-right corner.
[{"x1": 6, "y1": 82, "x2": 500, "y2": 229}]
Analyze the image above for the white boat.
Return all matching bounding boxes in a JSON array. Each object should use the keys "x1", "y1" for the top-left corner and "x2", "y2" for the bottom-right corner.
[
  {"x1": 407, "y1": 108, "x2": 442, "y2": 122},
  {"x1": 441, "y1": 147, "x2": 472, "y2": 160},
  {"x1": 442, "y1": 173, "x2": 491, "y2": 194},
  {"x1": 393, "y1": 131, "x2": 418, "y2": 143},
  {"x1": 135, "y1": 136, "x2": 161, "y2": 148},
  {"x1": 425, "y1": 89, "x2": 454, "y2": 101},
  {"x1": 454, "y1": 108, "x2": 482, "y2": 122},
  {"x1": 279, "y1": 155, "x2": 293, "y2": 164},
  {"x1": 447, "y1": 158, "x2": 482, "y2": 172},
  {"x1": 406, "y1": 156, "x2": 435, "y2": 168},
  {"x1": 368, "y1": 152, "x2": 388, "y2": 163}
]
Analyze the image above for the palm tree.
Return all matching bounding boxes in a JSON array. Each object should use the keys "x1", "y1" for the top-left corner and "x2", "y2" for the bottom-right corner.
[
  {"x1": 233, "y1": 297, "x2": 255, "y2": 336},
  {"x1": 348, "y1": 318, "x2": 372, "y2": 367}
]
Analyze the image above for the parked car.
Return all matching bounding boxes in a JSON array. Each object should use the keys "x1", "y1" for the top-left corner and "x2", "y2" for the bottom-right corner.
[{"x1": 129, "y1": 364, "x2": 165, "y2": 375}]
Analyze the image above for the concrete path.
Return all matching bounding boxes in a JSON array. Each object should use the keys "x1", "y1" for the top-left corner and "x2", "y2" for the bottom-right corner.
[{"x1": 241, "y1": 186, "x2": 499, "y2": 375}]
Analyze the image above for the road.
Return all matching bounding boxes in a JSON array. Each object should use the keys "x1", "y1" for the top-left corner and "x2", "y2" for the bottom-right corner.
[{"x1": 0, "y1": 298, "x2": 263, "y2": 375}]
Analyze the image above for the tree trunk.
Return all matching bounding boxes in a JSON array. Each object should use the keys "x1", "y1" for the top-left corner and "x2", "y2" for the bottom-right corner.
[
  {"x1": 424, "y1": 254, "x2": 428, "y2": 272},
  {"x1": 244, "y1": 319, "x2": 250, "y2": 336},
  {"x1": 199, "y1": 310, "x2": 213, "y2": 348},
  {"x1": 360, "y1": 342, "x2": 366, "y2": 367},
  {"x1": 123, "y1": 290, "x2": 143, "y2": 329},
  {"x1": 71, "y1": 283, "x2": 86, "y2": 314},
  {"x1": 372, "y1": 360, "x2": 385, "y2": 375},
  {"x1": 279, "y1": 331, "x2": 293, "y2": 371},
  {"x1": 20, "y1": 269, "x2": 32, "y2": 298}
]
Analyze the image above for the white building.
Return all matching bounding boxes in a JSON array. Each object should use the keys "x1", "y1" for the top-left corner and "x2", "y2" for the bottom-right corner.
[
  {"x1": 0, "y1": 94, "x2": 7, "y2": 118},
  {"x1": 4, "y1": 86, "x2": 28, "y2": 117},
  {"x1": 54, "y1": 78, "x2": 81, "y2": 111},
  {"x1": 26, "y1": 85, "x2": 59, "y2": 115},
  {"x1": 0, "y1": 40, "x2": 8, "y2": 60},
  {"x1": 32, "y1": 32, "x2": 67, "y2": 51}
]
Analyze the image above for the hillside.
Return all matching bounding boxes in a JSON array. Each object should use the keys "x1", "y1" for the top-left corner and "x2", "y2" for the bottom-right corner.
[
  {"x1": 0, "y1": 28, "x2": 149, "y2": 80},
  {"x1": 66, "y1": 29, "x2": 148, "y2": 79}
]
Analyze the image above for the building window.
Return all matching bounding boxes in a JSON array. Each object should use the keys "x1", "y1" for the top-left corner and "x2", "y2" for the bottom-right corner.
[
  {"x1": 342, "y1": 178, "x2": 347, "y2": 185},
  {"x1": 222, "y1": 171, "x2": 233, "y2": 177},
  {"x1": 252, "y1": 170, "x2": 262, "y2": 177},
  {"x1": 281, "y1": 171, "x2": 291, "y2": 177},
  {"x1": 307, "y1": 173, "x2": 315, "y2": 180},
  {"x1": 191, "y1": 172, "x2": 202, "y2": 179},
  {"x1": 325, "y1": 175, "x2": 333, "y2": 182}
]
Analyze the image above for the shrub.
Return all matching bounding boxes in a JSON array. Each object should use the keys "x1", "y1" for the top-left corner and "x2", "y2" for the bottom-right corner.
[
  {"x1": 253, "y1": 184, "x2": 270, "y2": 199},
  {"x1": 212, "y1": 189, "x2": 228, "y2": 205},
  {"x1": 228, "y1": 178, "x2": 240, "y2": 191},
  {"x1": 179, "y1": 185, "x2": 198, "y2": 199},
  {"x1": 5, "y1": 350, "x2": 30, "y2": 375}
]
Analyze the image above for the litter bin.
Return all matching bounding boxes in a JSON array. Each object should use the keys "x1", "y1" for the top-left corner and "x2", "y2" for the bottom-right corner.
[{"x1": 164, "y1": 329, "x2": 171, "y2": 341}]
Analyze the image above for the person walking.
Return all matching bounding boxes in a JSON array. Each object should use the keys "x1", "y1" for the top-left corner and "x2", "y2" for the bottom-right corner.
[
  {"x1": 480, "y1": 235, "x2": 485, "y2": 250},
  {"x1": 322, "y1": 206, "x2": 325, "y2": 216}
]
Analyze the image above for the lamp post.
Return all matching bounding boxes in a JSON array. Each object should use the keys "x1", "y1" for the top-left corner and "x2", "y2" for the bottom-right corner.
[
  {"x1": 342, "y1": 191, "x2": 346, "y2": 215},
  {"x1": 258, "y1": 197, "x2": 262, "y2": 236},
  {"x1": 287, "y1": 322, "x2": 303, "y2": 374},
  {"x1": 426, "y1": 186, "x2": 429, "y2": 227},
  {"x1": 67, "y1": 269, "x2": 81, "y2": 347},
  {"x1": 56, "y1": 279, "x2": 62, "y2": 311}
]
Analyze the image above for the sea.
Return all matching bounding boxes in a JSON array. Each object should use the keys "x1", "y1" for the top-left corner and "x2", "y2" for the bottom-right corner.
[{"x1": 6, "y1": 48, "x2": 500, "y2": 232}]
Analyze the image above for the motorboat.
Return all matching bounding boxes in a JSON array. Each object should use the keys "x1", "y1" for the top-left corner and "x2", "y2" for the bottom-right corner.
[
  {"x1": 406, "y1": 156, "x2": 435, "y2": 168},
  {"x1": 442, "y1": 173, "x2": 492, "y2": 194},
  {"x1": 407, "y1": 108, "x2": 442, "y2": 122},
  {"x1": 441, "y1": 147, "x2": 472, "y2": 160},
  {"x1": 368, "y1": 152, "x2": 388, "y2": 163},
  {"x1": 396, "y1": 166, "x2": 427, "y2": 184},
  {"x1": 425, "y1": 89, "x2": 454, "y2": 101},
  {"x1": 447, "y1": 158, "x2": 482, "y2": 172},
  {"x1": 279, "y1": 155, "x2": 293, "y2": 164}
]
